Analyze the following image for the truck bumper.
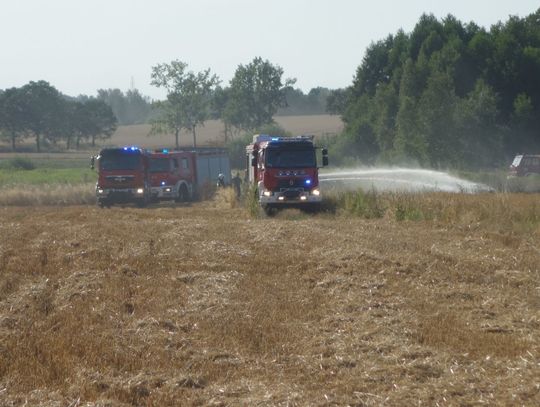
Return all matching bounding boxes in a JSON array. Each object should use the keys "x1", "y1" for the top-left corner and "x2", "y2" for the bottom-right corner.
[
  {"x1": 96, "y1": 187, "x2": 146, "y2": 204},
  {"x1": 259, "y1": 188, "x2": 322, "y2": 205},
  {"x1": 150, "y1": 186, "x2": 176, "y2": 200}
]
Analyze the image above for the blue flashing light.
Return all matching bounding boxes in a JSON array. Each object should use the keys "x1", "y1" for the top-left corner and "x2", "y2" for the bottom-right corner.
[
  {"x1": 161, "y1": 181, "x2": 166, "y2": 186},
  {"x1": 162, "y1": 149, "x2": 169, "y2": 154},
  {"x1": 305, "y1": 179, "x2": 312, "y2": 185},
  {"x1": 271, "y1": 137, "x2": 279, "y2": 141}
]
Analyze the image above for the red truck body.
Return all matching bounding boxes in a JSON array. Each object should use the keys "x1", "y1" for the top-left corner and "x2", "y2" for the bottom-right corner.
[
  {"x1": 149, "y1": 148, "x2": 231, "y2": 202},
  {"x1": 94, "y1": 146, "x2": 151, "y2": 207},
  {"x1": 509, "y1": 154, "x2": 540, "y2": 177},
  {"x1": 246, "y1": 135, "x2": 328, "y2": 213}
]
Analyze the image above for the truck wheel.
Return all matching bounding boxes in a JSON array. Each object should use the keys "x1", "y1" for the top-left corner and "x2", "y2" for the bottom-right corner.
[
  {"x1": 263, "y1": 205, "x2": 278, "y2": 217},
  {"x1": 136, "y1": 198, "x2": 147, "y2": 208},
  {"x1": 175, "y1": 185, "x2": 189, "y2": 203},
  {"x1": 302, "y1": 203, "x2": 321, "y2": 213}
]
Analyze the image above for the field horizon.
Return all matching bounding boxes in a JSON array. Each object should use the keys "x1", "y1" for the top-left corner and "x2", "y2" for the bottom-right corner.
[{"x1": 0, "y1": 114, "x2": 344, "y2": 154}]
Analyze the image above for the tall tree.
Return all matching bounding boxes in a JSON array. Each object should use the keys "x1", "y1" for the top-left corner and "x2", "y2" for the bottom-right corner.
[
  {"x1": 0, "y1": 87, "x2": 26, "y2": 151},
  {"x1": 224, "y1": 57, "x2": 295, "y2": 131},
  {"x1": 19, "y1": 81, "x2": 65, "y2": 152},
  {"x1": 150, "y1": 60, "x2": 219, "y2": 148},
  {"x1": 456, "y1": 79, "x2": 501, "y2": 168}
]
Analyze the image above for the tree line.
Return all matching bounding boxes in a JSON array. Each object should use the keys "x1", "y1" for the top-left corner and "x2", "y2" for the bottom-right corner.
[
  {"x1": 0, "y1": 57, "x2": 334, "y2": 152},
  {"x1": 0, "y1": 81, "x2": 117, "y2": 152},
  {"x1": 2, "y1": 8, "x2": 538, "y2": 163},
  {"x1": 96, "y1": 83, "x2": 333, "y2": 126},
  {"x1": 330, "y1": 9, "x2": 540, "y2": 169},
  {"x1": 149, "y1": 57, "x2": 297, "y2": 148}
]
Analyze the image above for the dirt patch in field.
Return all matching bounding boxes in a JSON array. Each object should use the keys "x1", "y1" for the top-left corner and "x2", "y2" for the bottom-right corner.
[{"x1": 0, "y1": 197, "x2": 538, "y2": 405}]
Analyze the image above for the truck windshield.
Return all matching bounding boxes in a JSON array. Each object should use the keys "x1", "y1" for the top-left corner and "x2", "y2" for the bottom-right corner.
[
  {"x1": 99, "y1": 153, "x2": 141, "y2": 171},
  {"x1": 150, "y1": 158, "x2": 169, "y2": 173},
  {"x1": 265, "y1": 148, "x2": 316, "y2": 168}
]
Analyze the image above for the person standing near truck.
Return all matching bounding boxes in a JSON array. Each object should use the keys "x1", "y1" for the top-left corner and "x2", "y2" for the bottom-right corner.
[{"x1": 231, "y1": 172, "x2": 242, "y2": 198}]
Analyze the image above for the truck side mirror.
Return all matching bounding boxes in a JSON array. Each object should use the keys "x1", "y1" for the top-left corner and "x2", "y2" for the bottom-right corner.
[
  {"x1": 90, "y1": 156, "x2": 95, "y2": 170},
  {"x1": 251, "y1": 155, "x2": 257, "y2": 167},
  {"x1": 322, "y1": 156, "x2": 329, "y2": 167}
]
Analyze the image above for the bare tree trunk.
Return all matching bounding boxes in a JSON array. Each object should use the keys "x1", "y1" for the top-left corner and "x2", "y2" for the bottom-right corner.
[
  {"x1": 11, "y1": 132, "x2": 16, "y2": 151},
  {"x1": 92, "y1": 134, "x2": 96, "y2": 147},
  {"x1": 192, "y1": 126, "x2": 196, "y2": 148},
  {"x1": 175, "y1": 129, "x2": 179, "y2": 149},
  {"x1": 36, "y1": 133, "x2": 40, "y2": 153}
]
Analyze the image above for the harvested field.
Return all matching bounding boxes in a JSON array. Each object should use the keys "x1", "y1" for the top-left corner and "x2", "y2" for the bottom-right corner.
[
  {"x1": 0, "y1": 193, "x2": 539, "y2": 406},
  {"x1": 110, "y1": 115, "x2": 343, "y2": 149}
]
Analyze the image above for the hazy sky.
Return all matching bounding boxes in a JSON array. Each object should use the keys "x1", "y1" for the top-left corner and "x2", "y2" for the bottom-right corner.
[{"x1": 1, "y1": 0, "x2": 538, "y2": 100}]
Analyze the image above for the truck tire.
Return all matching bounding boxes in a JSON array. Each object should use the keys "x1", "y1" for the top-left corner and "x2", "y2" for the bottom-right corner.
[
  {"x1": 98, "y1": 199, "x2": 111, "y2": 208},
  {"x1": 136, "y1": 195, "x2": 148, "y2": 208},
  {"x1": 175, "y1": 185, "x2": 189, "y2": 203},
  {"x1": 263, "y1": 204, "x2": 278, "y2": 217}
]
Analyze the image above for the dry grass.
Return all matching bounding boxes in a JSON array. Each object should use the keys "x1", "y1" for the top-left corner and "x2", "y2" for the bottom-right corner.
[
  {"x1": 0, "y1": 184, "x2": 96, "y2": 206},
  {"x1": 0, "y1": 193, "x2": 539, "y2": 406}
]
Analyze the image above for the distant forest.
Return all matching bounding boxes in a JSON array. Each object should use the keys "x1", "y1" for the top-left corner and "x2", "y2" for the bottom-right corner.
[
  {"x1": 331, "y1": 9, "x2": 540, "y2": 169},
  {"x1": 97, "y1": 86, "x2": 333, "y2": 125}
]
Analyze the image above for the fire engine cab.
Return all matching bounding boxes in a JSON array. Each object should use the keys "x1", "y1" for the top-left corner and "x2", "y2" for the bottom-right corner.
[{"x1": 246, "y1": 134, "x2": 328, "y2": 213}]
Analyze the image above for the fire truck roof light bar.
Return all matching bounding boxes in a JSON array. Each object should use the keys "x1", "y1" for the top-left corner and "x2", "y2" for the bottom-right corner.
[{"x1": 253, "y1": 134, "x2": 315, "y2": 143}]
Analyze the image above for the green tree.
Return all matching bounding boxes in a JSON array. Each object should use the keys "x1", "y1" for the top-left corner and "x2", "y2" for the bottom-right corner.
[
  {"x1": 224, "y1": 57, "x2": 295, "y2": 131},
  {"x1": 336, "y1": 8, "x2": 540, "y2": 168},
  {"x1": 326, "y1": 88, "x2": 350, "y2": 115},
  {"x1": 19, "y1": 81, "x2": 65, "y2": 152},
  {"x1": 456, "y1": 79, "x2": 501, "y2": 168},
  {"x1": 97, "y1": 88, "x2": 151, "y2": 125},
  {"x1": 62, "y1": 99, "x2": 117, "y2": 149},
  {"x1": 150, "y1": 60, "x2": 220, "y2": 148},
  {"x1": 83, "y1": 99, "x2": 117, "y2": 147},
  {"x1": 394, "y1": 95, "x2": 427, "y2": 164},
  {"x1": 0, "y1": 87, "x2": 26, "y2": 151},
  {"x1": 509, "y1": 92, "x2": 537, "y2": 153}
]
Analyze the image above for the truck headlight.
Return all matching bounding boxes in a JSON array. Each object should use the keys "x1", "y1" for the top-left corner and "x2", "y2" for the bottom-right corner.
[
  {"x1": 312, "y1": 188, "x2": 320, "y2": 196},
  {"x1": 97, "y1": 188, "x2": 104, "y2": 194},
  {"x1": 263, "y1": 191, "x2": 272, "y2": 197},
  {"x1": 136, "y1": 188, "x2": 144, "y2": 194}
]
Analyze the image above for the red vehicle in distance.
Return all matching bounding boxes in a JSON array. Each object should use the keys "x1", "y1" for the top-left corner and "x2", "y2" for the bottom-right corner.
[
  {"x1": 149, "y1": 148, "x2": 231, "y2": 202},
  {"x1": 92, "y1": 146, "x2": 151, "y2": 208},
  {"x1": 509, "y1": 154, "x2": 540, "y2": 177}
]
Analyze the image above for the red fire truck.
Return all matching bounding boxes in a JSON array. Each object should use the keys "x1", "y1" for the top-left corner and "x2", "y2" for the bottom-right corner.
[
  {"x1": 508, "y1": 154, "x2": 540, "y2": 177},
  {"x1": 92, "y1": 146, "x2": 151, "y2": 208},
  {"x1": 246, "y1": 134, "x2": 328, "y2": 214},
  {"x1": 149, "y1": 148, "x2": 231, "y2": 202}
]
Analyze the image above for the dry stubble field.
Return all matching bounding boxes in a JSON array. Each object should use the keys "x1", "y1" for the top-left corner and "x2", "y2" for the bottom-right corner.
[
  {"x1": 0, "y1": 193, "x2": 539, "y2": 406},
  {"x1": 111, "y1": 115, "x2": 343, "y2": 148}
]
